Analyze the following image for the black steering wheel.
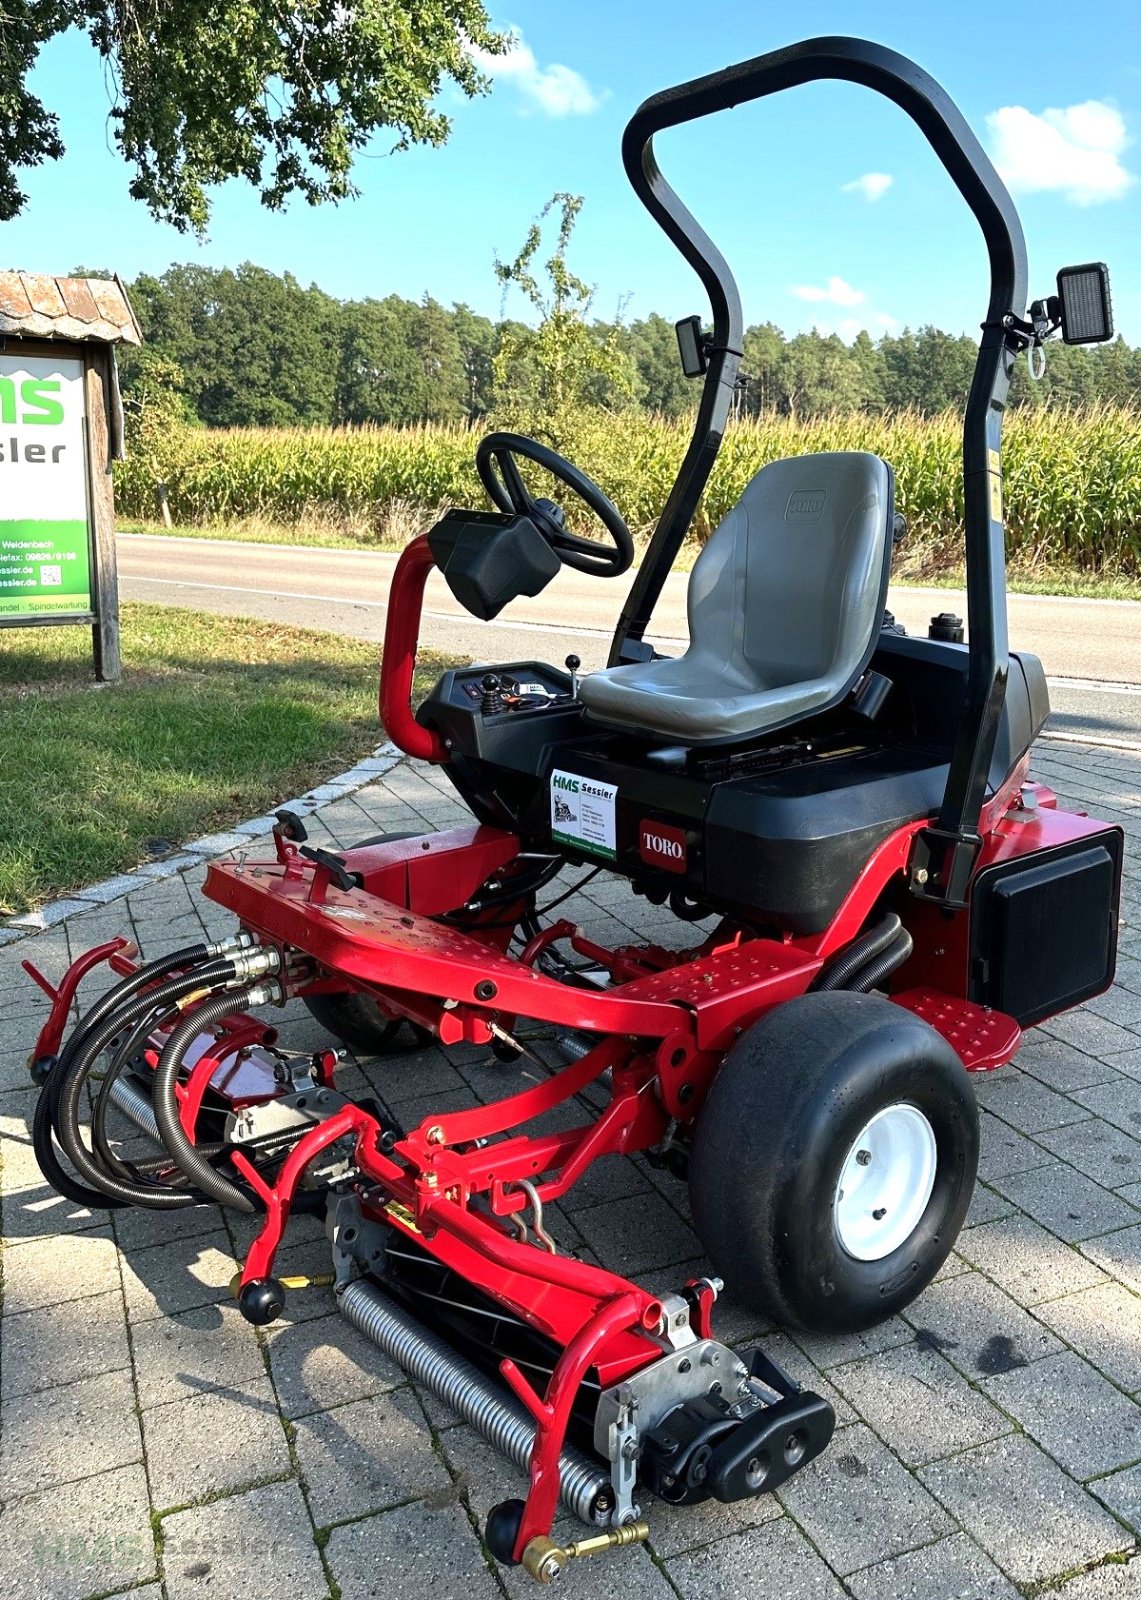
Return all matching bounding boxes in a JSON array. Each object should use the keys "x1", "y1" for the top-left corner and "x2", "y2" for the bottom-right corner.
[{"x1": 475, "y1": 431, "x2": 635, "y2": 577}]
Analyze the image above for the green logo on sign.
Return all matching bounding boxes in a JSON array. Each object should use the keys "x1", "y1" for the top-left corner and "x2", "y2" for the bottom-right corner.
[
  {"x1": 0, "y1": 377, "x2": 64, "y2": 426},
  {"x1": 553, "y1": 774, "x2": 580, "y2": 793}
]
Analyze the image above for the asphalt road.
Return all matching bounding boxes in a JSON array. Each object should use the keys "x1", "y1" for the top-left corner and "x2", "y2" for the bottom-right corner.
[{"x1": 118, "y1": 533, "x2": 1141, "y2": 749}]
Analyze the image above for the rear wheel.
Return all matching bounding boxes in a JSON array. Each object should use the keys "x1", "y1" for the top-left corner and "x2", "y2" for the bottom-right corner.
[{"x1": 688, "y1": 991, "x2": 978, "y2": 1334}]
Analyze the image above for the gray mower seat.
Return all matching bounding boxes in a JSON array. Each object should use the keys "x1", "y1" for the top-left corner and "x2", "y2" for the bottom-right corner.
[{"x1": 580, "y1": 452, "x2": 895, "y2": 744}]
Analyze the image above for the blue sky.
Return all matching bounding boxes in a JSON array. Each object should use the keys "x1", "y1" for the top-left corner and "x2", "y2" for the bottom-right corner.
[{"x1": 5, "y1": 0, "x2": 1141, "y2": 342}]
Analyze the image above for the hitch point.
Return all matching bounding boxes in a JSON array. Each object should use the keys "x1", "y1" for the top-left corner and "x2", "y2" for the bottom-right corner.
[{"x1": 521, "y1": 1520, "x2": 650, "y2": 1584}]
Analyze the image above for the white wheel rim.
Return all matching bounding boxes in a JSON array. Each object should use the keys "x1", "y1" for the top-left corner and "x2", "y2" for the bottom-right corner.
[{"x1": 833, "y1": 1104, "x2": 938, "y2": 1262}]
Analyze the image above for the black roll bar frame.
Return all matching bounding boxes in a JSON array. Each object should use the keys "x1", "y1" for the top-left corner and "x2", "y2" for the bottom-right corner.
[{"x1": 609, "y1": 35, "x2": 1029, "y2": 904}]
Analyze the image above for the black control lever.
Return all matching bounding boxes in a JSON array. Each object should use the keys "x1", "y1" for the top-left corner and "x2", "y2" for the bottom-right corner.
[
  {"x1": 564, "y1": 655, "x2": 581, "y2": 697},
  {"x1": 299, "y1": 846, "x2": 363, "y2": 892},
  {"x1": 274, "y1": 808, "x2": 309, "y2": 843},
  {"x1": 480, "y1": 673, "x2": 502, "y2": 716}
]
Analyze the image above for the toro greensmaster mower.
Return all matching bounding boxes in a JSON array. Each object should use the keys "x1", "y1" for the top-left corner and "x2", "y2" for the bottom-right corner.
[{"x1": 27, "y1": 35, "x2": 1122, "y2": 1585}]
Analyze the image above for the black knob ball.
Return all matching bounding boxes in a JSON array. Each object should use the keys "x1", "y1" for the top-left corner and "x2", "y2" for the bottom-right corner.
[
  {"x1": 485, "y1": 1498, "x2": 525, "y2": 1566},
  {"x1": 565, "y1": 655, "x2": 581, "y2": 673},
  {"x1": 29, "y1": 1054, "x2": 58, "y2": 1086},
  {"x1": 238, "y1": 1277, "x2": 286, "y2": 1326},
  {"x1": 479, "y1": 672, "x2": 503, "y2": 715}
]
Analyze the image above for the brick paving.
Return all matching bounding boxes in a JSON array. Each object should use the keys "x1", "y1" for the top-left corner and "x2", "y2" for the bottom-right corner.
[{"x1": 2, "y1": 738, "x2": 1141, "y2": 1598}]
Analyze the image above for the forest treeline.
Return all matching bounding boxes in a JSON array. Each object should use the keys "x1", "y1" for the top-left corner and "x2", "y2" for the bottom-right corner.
[{"x1": 123, "y1": 261, "x2": 1141, "y2": 430}]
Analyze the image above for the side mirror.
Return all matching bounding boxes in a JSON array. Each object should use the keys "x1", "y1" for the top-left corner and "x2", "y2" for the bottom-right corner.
[
  {"x1": 1056, "y1": 263, "x2": 1114, "y2": 345},
  {"x1": 675, "y1": 314, "x2": 708, "y2": 377}
]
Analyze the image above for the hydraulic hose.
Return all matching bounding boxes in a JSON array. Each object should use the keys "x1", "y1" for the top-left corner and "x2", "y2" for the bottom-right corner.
[
  {"x1": 152, "y1": 984, "x2": 279, "y2": 1214},
  {"x1": 32, "y1": 937, "x2": 242, "y2": 1206},
  {"x1": 53, "y1": 940, "x2": 212, "y2": 1088},
  {"x1": 53, "y1": 961, "x2": 242, "y2": 1209},
  {"x1": 810, "y1": 913, "x2": 903, "y2": 992},
  {"x1": 32, "y1": 1083, "x2": 126, "y2": 1210},
  {"x1": 848, "y1": 927, "x2": 915, "y2": 994},
  {"x1": 91, "y1": 1011, "x2": 166, "y2": 1181},
  {"x1": 31, "y1": 940, "x2": 218, "y2": 1209}
]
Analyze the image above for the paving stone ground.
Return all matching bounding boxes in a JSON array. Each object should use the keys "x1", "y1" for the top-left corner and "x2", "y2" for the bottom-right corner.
[{"x1": 3, "y1": 739, "x2": 1141, "y2": 1598}]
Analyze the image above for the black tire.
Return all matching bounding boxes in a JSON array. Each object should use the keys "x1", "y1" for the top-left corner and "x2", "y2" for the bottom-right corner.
[
  {"x1": 303, "y1": 830, "x2": 429, "y2": 1055},
  {"x1": 303, "y1": 992, "x2": 411, "y2": 1055},
  {"x1": 689, "y1": 991, "x2": 978, "y2": 1334}
]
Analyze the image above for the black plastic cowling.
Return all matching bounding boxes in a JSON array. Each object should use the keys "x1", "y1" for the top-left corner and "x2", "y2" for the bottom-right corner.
[{"x1": 428, "y1": 508, "x2": 560, "y2": 622}]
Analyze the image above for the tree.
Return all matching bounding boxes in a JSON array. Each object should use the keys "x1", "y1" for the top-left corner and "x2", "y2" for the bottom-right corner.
[
  {"x1": 335, "y1": 298, "x2": 421, "y2": 425},
  {"x1": 880, "y1": 327, "x2": 978, "y2": 413},
  {"x1": 491, "y1": 194, "x2": 638, "y2": 441},
  {"x1": 451, "y1": 303, "x2": 497, "y2": 422},
  {"x1": 2, "y1": 2, "x2": 504, "y2": 231},
  {"x1": 407, "y1": 296, "x2": 467, "y2": 422},
  {"x1": 121, "y1": 348, "x2": 195, "y2": 523},
  {"x1": 621, "y1": 315, "x2": 695, "y2": 416},
  {"x1": 740, "y1": 323, "x2": 786, "y2": 415},
  {"x1": 130, "y1": 263, "x2": 339, "y2": 426},
  {"x1": 774, "y1": 332, "x2": 864, "y2": 417}
]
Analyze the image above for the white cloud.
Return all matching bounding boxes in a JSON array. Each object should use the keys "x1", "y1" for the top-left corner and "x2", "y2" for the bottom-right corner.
[
  {"x1": 466, "y1": 30, "x2": 602, "y2": 117},
  {"x1": 789, "y1": 276, "x2": 866, "y2": 307},
  {"x1": 986, "y1": 100, "x2": 1135, "y2": 205},
  {"x1": 841, "y1": 172, "x2": 894, "y2": 202}
]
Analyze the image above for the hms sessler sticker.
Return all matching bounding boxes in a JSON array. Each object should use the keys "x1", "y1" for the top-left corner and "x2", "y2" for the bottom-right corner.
[{"x1": 550, "y1": 769, "x2": 618, "y2": 860}]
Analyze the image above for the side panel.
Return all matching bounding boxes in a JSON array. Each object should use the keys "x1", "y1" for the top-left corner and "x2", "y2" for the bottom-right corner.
[
  {"x1": 970, "y1": 833, "x2": 1123, "y2": 1025},
  {"x1": 893, "y1": 802, "x2": 1124, "y2": 1023}
]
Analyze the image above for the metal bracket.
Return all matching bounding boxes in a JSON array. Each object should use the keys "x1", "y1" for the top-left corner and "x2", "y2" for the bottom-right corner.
[
  {"x1": 607, "y1": 1386, "x2": 642, "y2": 1526},
  {"x1": 908, "y1": 827, "x2": 982, "y2": 908},
  {"x1": 327, "y1": 1191, "x2": 390, "y2": 1290},
  {"x1": 225, "y1": 1083, "x2": 349, "y2": 1146},
  {"x1": 593, "y1": 1337, "x2": 749, "y2": 1459}
]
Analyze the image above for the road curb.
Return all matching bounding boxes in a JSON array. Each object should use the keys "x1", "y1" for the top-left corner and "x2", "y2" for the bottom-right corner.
[{"x1": 1, "y1": 740, "x2": 404, "y2": 945}]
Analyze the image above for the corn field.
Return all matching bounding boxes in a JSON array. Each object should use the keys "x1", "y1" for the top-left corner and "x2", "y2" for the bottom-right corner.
[{"x1": 114, "y1": 405, "x2": 1141, "y2": 575}]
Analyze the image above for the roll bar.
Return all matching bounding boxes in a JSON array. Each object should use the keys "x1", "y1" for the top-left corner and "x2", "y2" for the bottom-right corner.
[{"x1": 609, "y1": 36, "x2": 1029, "y2": 904}]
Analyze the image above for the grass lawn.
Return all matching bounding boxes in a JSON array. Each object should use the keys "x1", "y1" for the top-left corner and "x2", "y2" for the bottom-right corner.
[
  {"x1": 121, "y1": 520, "x2": 1141, "y2": 602},
  {"x1": 0, "y1": 603, "x2": 458, "y2": 915}
]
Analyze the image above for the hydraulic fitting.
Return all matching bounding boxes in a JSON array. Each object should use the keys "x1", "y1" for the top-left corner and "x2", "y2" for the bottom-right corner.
[
  {"x1": 243, "y1": 978, "x2": 285, "y2": 1009},
  {"x1": 227, "y1": 946, "x2": 283, "y2": 983},
  {"x1": 206, "y1": 930, "x2": 258, "y2": 958}
]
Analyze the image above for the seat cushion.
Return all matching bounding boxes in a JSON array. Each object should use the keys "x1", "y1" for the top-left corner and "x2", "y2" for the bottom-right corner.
[
  {"x1": 578, "y1": 654, "x2": 840, "y2": 740},
  {"x1": 581, "y1": 451, "x2": 894, "y2": 744}
]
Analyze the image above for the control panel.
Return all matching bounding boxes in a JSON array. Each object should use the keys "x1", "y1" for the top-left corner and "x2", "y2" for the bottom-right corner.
[{"x1": 447, "y1": 659, "x2": 579, "y2": 717}]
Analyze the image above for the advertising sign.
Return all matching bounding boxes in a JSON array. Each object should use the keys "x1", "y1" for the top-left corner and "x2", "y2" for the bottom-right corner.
[{"x1": 0, "y1": 353, "x2": 92, "y2": 619}]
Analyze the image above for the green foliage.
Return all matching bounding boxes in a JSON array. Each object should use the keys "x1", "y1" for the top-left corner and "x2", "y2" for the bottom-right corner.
[
  {"x1": 128, "y1": 262, "x2": 341, "y2": 426},
  {"x1": 114, "y1": 404, "x2": 1141, "y2": 579},
  {"x1": 121, "y1": 347, "x2": 195, "y2": 510},
  {"x1": 1, "y1": 1, "x2": 504, "y2": 230},
  {"x1": 120, "y1": 259, "x2": 1141, "y2": 436},
  {"x1": 0, "y1": 601, "x2": 458, "y2": 911},
  {"x1": 490, "y1": 194, "x2": 638, "y2": 442}
]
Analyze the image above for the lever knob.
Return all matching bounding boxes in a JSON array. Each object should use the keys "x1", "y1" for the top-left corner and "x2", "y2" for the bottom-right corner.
[
  {"x1": 480, "y1": 673, "x2": 502, "y2": 716},
  {"x1": 564, "y1": 655, "x2": 581, "y2": 697}
]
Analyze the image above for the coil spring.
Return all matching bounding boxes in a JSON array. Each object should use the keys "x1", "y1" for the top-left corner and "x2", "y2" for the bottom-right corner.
[{"x1": 339, "y1": 1278, "x2": 610, "y2": 1525}]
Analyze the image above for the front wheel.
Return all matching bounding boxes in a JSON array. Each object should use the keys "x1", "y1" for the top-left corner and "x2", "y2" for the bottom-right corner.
[{"x1": 688, "y1": 991, "x2": 978, "y2": 1334}]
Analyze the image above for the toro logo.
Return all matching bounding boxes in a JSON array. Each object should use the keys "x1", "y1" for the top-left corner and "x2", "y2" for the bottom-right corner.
[{"x1": 638, "y1": 820, "x2": 688, "y2": 874}]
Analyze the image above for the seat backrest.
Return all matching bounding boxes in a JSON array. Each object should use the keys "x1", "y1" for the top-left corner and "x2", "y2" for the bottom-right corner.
[{"x1": 687, "y1": 451, "x2": 894, "y2": 691}]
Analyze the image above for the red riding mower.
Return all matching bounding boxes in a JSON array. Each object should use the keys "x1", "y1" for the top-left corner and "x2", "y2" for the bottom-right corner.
[{"x1": 28, "y1": 36, "x2": 1122, "y2": 1586}]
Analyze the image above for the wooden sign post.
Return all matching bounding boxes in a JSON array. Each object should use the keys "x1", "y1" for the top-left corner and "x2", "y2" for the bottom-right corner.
[{"x1": 0, "y1": 274, "x2": 141, "y2": 682}]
